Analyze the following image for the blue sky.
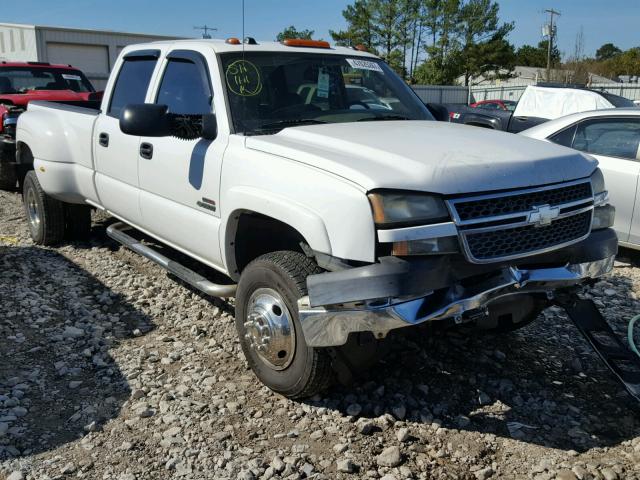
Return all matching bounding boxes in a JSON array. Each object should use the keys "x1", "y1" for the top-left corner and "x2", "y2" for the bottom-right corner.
[{"x1": 2, "y1": 0, "x2": 638, "y2": 58}]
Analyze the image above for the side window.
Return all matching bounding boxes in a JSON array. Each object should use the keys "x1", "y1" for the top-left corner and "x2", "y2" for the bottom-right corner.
[
  {"x1": 548, "y1": 124, "x2": 577, "y2": 148},
  {"x1": 108, "y1": 57, "x2": 157, "y2": 118},
  {"x1": 572, "y1": 118, "x2": 640, "y2": 160},
  {"x1": 156, "y1": 58, "x2": 212, "y2": 114}
]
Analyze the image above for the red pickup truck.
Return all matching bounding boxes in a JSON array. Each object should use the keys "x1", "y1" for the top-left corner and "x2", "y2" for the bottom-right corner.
[{"x1": 0, "y1": 61, "x2": 101, "y2": 189}]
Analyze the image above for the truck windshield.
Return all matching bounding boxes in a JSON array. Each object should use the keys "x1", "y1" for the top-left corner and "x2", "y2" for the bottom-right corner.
[
  {"x1": 0, "y1": 67, "x2": 94, "y2": 94},
  {"x1": 220, "y1": 52, "x2": 433, "y2": 135}
]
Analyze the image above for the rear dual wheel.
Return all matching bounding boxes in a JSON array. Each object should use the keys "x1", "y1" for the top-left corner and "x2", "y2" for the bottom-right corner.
[
  {"x1": 22, "y1": 171, "x2": 91, "y2": 245},
  {"x1": 235, "y1": 251, "x2": 333, "y2": 399}
]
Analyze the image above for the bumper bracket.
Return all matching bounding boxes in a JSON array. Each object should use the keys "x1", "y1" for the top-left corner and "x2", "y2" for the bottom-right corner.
[{"x1": 556, "y1": 294, "x2": 640, "y2": 402}]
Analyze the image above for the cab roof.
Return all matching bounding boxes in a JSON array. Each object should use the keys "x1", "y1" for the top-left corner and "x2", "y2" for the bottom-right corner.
[{"x1": 120, "y1": 38, "x2": 379, "y2": 58}]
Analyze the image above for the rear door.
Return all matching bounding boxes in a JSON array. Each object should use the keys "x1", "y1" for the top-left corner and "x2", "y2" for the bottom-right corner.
[
  {"x1": 554, "y1": 117, "x2": 640, "y2": 243},
  {"x1": 138, "y1": 48, "x2": 228, "y2": 269},
  {"x1": 94, "y1": 50, "x2": 160, "y2": 224}
]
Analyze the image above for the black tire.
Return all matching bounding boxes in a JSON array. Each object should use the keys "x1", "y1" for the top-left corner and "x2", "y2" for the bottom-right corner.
[
  {"x1": 65, "y1": 204, "x2": 92, "y2": 241},
  {"x1": 0, "y1": 162, "x2": 16, "y2": 190},
  {"x1": 22, "y1": 171, "x2": 65, "y2": 245},
  {"x1": 235, "y1": 251, "x2": 333, "y2": 399}
]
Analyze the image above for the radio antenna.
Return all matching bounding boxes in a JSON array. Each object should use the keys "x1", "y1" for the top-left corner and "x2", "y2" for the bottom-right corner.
[{"x1": 242, "y1": 0, "x2": 246, "y2": 55}]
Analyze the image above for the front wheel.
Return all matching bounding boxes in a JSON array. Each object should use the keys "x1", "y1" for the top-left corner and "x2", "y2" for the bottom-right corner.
[{"x1": 235, "y1": 251, "x2": 333, "y2": 399}]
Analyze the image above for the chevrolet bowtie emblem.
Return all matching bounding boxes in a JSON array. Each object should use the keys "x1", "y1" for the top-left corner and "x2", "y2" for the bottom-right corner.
[{"x1": 528, "y1": 204, "x2": 560, "y2": 227}]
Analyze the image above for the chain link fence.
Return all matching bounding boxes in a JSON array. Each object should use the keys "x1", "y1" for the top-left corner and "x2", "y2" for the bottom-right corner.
[{"x1": 412, "y1": 83, "x2": 640, "y2": 104}]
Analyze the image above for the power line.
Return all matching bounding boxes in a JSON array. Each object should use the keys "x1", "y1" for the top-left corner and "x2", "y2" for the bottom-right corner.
[
  {"x1": 194, "y1": 25, "x2": 217, "y2": 39},
  {"x1": 544, "y1": 8, "x2": 561, "y2": 81}
]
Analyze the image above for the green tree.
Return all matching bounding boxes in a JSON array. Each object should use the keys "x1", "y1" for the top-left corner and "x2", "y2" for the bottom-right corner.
[
  {"x1": 603, "y1": 47, "x2": 640, "y2": 77},
  {"x1": 276, "y1": 26, "x2": 314, "y2": 42},
  {"x1": 595, "y1": 43, "x2": 622, "y2": 62},
  {"x1": 515, "y1": 40, "x2": 560, "y2": 68},
  {"x1": 456, "y1": 0, "x2": 514, "y2": 85},
  {"x1": 330, "y1": 0, "x2": 376, "y2": 49}
]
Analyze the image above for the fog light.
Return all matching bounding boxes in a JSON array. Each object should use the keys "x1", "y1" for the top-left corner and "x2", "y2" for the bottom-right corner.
[
  {"x1": 392, "y1": 236, "x2": 460, "y2": 256},
  {"x1": 592, "y1": 205, "x2": 615, "y2": 230}
]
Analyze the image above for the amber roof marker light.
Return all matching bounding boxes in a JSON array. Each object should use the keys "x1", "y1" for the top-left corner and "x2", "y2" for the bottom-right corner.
[
  {"x1": 353, "y1": 44, "x2": 368, "y2": 52},
  {"x1": 282, "y1": 39, "x2": 331, "y2": 49},
  {"x1": 226, "y1": 37, "x2": 241, "y2": 45}
]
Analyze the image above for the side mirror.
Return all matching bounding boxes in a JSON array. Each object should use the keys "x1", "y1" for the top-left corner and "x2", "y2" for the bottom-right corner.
[
  {"x1": 120, "y1": 104, "x2": 172, "y2": 137},
  {"x1": 120, "y1": 104, "x2": 218, "y2": 140}
]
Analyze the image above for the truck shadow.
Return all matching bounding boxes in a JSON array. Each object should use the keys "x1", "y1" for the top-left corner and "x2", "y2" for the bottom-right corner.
[
  {"x1": 0, "y1": 245, "x2": 154, "y2": 459},
  {"x1": 309, "y1": 278, "x2": 640, "y2": 452}
]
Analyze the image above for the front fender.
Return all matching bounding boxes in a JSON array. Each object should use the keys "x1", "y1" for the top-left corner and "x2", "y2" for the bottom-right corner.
[{"x1": 222, "y1": 186, "x2": 332, "y2": 271}]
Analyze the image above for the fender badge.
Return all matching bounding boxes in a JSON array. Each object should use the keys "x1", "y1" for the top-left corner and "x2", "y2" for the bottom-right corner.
[{"x1": 197, "y1": 197, "x2": 216, "y2": 212}]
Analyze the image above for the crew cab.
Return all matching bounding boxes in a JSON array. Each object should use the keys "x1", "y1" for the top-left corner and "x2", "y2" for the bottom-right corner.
[
  {"x1": 15, "y1": 39, "x2": 618, "y2": 398},
  {"x1": 0, "y1": 61, "x2": 99, "y2": 189},
  {"x1": 444, "y1": 84, "x2": 636, "y2": 133}
]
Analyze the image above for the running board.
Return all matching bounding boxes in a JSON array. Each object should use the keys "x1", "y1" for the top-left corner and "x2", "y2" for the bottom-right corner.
[
  {"x1": 556, "y1": 295, "x2": 640, "y2": 402},
  {"x1": 106, "y1": 222, "x2": 237, "y2": 298}
]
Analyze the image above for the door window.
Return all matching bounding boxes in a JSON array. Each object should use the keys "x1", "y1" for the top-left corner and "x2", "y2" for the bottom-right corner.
[
  {"x1": 571, "y1": 118, "x2": 640, "y2": 160},
  {"x1": 156, "y1": 58, "x2": 212, "y2": 114},
  {"x1": 108, "y1": 57, "x2": 157, "y2": 118},
  {"x1": 548, "y1": 124, "x2": 577, "y2": 148}
]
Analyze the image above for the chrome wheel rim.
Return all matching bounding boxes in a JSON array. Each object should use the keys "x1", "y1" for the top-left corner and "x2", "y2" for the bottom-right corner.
[
  {"x1": 244, "y1": 288, "x2": 296, "y2": 370},
  {"x1": 26, "y1": 187, "x2": 40, "y2": 231}
]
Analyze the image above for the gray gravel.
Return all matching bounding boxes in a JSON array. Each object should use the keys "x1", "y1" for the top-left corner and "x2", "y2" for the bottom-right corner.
[{"x1": 1, "y1": 188, "x2": 640, "y2": 479}]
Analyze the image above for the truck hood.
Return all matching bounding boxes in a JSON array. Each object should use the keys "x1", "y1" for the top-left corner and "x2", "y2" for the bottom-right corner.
[
  {"x1": 245, "y1": 121, "x2": 597, "y2": 195},
  {"x1": 0, "y1": 89, "x2": 94, "y2": 107}
]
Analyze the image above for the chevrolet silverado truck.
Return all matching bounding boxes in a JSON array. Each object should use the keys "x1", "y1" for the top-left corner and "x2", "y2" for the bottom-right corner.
[
  {"x1": 441, "y1": 84, "x2": 636, "y2": 133},
  {"x1": 0, "y1": 61, "x2": 100, "y2": 190},
  {"x1": 15, "y1": 38, "x2": 632, "y2": 400}
]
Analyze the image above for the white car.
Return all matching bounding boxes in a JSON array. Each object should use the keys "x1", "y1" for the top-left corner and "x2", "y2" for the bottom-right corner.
[
  {"x1": 15, "y1": 38, "x2": 617, "y2": 398},
  {"x1": 521, "y1": 108, "x2": 640, "y2": 248}
]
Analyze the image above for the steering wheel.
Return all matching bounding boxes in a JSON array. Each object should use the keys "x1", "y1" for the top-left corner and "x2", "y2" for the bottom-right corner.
[{"x1": 348, "y1": 101, "x2": 371, "y2": 110}]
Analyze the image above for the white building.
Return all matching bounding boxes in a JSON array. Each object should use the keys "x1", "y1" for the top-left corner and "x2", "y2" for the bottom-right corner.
[
  {"x1": 0, "y1": 23, "x2": 183, "y2": 89},
  {"x1": 460, "y1": 65, "x2": 615, "y2": 87}
]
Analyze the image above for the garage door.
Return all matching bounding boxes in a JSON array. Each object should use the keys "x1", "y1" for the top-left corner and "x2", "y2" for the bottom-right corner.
[{"x1": 46, "y1": 42, "x2": 110, "y2": 75}]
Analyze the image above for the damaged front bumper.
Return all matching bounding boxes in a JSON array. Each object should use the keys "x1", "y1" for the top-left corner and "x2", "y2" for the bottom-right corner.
[{"x1": 298, "y1": 252, "x2": 615, "y2": 347}]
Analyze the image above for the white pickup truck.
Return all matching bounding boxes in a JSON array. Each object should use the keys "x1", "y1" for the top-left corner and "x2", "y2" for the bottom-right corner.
[{"x1": 15, "y1": 38, "x2": 620, "y2": 399}]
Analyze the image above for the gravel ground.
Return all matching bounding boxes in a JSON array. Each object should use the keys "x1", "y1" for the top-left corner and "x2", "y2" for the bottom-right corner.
[{"x1": 1, "y1": 188, "x2": 640, "y2": 480}]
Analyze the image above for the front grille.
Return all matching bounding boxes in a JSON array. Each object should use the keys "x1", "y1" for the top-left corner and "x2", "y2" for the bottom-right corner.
[
  {"x1": 454, "y1": 182, "x2": 592, "y2": 221},
  {"x1": 464, "y1": 210, "x2": 592, "y2": 261}
]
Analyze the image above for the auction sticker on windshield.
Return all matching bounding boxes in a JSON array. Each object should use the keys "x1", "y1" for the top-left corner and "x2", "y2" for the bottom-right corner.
[
  {"x1": 346, "y1": 58, "x2": 383, "y2": 73},
  {"x1": 62, "y1": 74, "x2": 82, "y2": 81}
]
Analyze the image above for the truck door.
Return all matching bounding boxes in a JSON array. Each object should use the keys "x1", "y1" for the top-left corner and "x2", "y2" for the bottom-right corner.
[
  {"x1": 138, "y1": 48, "x2": 227, "y2": 269},
  {"x1": 94, "y1": 50, "x2": 160, "y2": 224}
]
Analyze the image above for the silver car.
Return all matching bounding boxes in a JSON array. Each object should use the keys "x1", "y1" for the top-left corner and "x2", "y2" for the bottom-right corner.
[{"x1": 521, "y1": 108, "x2": 640, "y2": 249}]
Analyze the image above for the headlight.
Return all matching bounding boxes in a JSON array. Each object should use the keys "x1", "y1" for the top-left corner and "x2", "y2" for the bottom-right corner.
[
  {"x1": 590, "y1": 168, "x2": 608, "y2": 205},
  {"x1": 590, "y1": 169, "x2": 614, "y2": 229},
  {"x1": 368, "y1": 191, "x2": 450, "y2": 227},
  {"x1": 592, "y1": 204, "x2": 615, "y2": 230}
]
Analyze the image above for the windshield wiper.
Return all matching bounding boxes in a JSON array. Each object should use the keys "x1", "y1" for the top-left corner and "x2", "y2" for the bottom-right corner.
[
  {"x1": 357, "y1": 114, "x2": 410, "y2": 122},
  {"x1": 257, "y1": 118, "x2": 329, "y2": 131}
]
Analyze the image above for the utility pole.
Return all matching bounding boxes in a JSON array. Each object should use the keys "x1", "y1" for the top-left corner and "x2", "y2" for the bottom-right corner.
[
  {"x1": 194, "y1": 25, "x2": 217, "y2": 39},
  {"x1": 544, "y1": 9, "x2": 561, "y2": 82}
]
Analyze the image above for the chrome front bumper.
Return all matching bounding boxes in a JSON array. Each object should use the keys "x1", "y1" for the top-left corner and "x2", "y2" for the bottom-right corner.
[{"x1": 298, "y1": 255, "x2": 615, "y2": 347}]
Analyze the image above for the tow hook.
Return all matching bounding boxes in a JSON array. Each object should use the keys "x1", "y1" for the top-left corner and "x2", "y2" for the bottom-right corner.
[{"x1": 554, "y1": 291, "x2": 640, "y2": 403}]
